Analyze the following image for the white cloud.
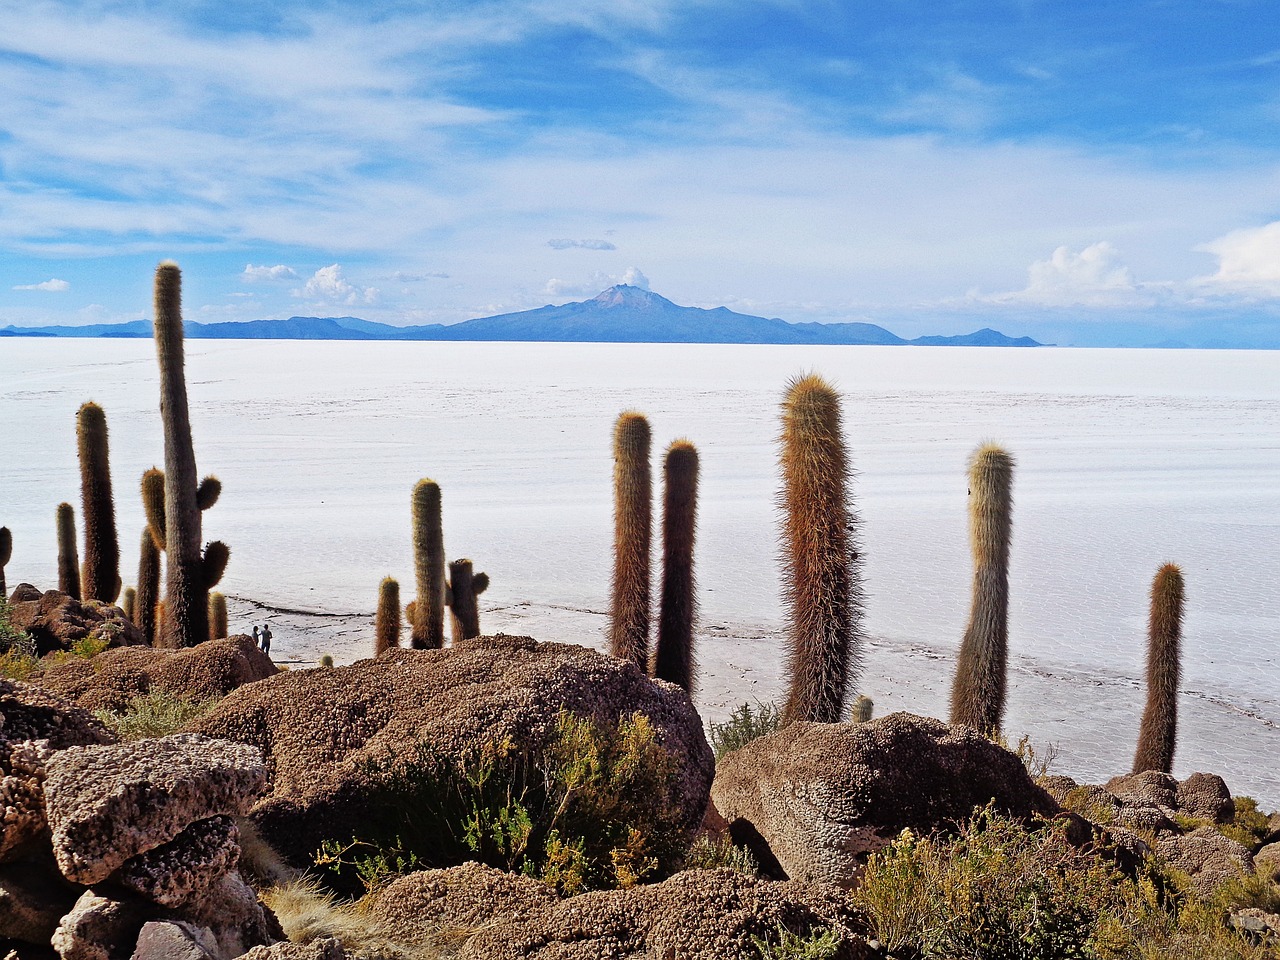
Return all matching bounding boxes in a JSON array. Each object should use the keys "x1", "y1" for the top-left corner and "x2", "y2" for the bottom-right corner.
[
  {"x1": 391, "y1": 270, "x2": 449, "y2": 281},
  {"x1": 544, "y1": 266, "x2": 649, "y2": 299},
  {"x1": 621, "y1": 266, "x2": 649, "y2": 289},
  {"x1": 983, "y1": 242, "x2": 1151, "y2": 308},
  {"x1": 241, "y1": 263, "x2": 298, "y2": 282},
  {"x1": 12, "y1": 278, "x2": 70, "y2": 291},
  {"x1": 547, "y1": 238, "x2": 617, "y2": 250},
  {"x1": 1196, "y1": 222, "x2": 1280, "y2": 295},
  {"x1": 295, "y1": 264, "x2": 378, "y2": 305}
]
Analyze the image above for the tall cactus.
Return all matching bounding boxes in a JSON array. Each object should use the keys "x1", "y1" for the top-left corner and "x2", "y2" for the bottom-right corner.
[
  {"x1": 121, "y1": 586, "x2": 136, "y2": 621},
  {"x1": 447, "y1": 559, "x2": 489, "y2": 644},
  {"x1": 654, "y1": 439, "x2": 699, "y2": 694},
  {"x1": 411, "y1": 479, "x2": 446, "y2": 649},
  {"x1": 56, "y1": 502, "x2": 82, "y2": 601},
  {"x1": 135, "y1": 528, "x2": 161, "y2": 644},
  {"x1": 208, "y1": 591, "x2": 228, "y2": 641},
  {"x1": 76, "y1": 401, "x2": 120, "y2": 603},
  {"x1": 609, "y1": 411, "x2": 652, "y2": 669},
  {"x1": 949, "y1": 444, "x2": 1015, "y2": 735},
  {"x1": 780, "y1": 375, "x2": 863, "y2": 724},
  {"x1": 375, "y1": 576, "x2": 401, "y2": 655},
  {"x1": 0, "y1": 526, "x2": 10, "y2": 599},
  {"x1": 151, "y1": 263, "x2": 228, "y2": 647},
  {"x1": 141, "y1": 467, "x2": 167, "y2": 551},
  {"x1": 1133, "y1": 563, "x2": 1185, "y2": 774}
]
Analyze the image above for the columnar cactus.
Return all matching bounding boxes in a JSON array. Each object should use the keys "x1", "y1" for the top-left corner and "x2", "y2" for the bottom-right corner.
[
  {"x1": 446, "y1": 559, "x2": 489, "y2": 644},
  {"x1": 141, "y1": 467, "x2": 167, "y2": 551},
  {"x1": 779, "y1": 375, "x2": 863, "y2": 724},
  {"x1": 609, "y1": 412, "x2": 652, "y2": 669},
  {"x1": 151, "y1": 263, "x2": 228, "y2": 647},
  {"x1": 135, "y1": 528, "x2": 161, "y2": 644},
  {"x1": 0, "y1": 526, "x2": 10, "y2": 599},
  {"x1": 76, "y1": 401, "x2": 120, "y2": 603},
  {"x1": 653, "y1": 439, "x2": 699, "y2": 694},
  {"x1": 375, "y1": 576, "x2": 401, "y2": 655},
  {"x1": 949, "y1": 444, "x2": 1015, "y2": 735},
  {"x1": 852, "y1": 694, "x2": 874, "y2": 723},
  {"x1": 56, "y1": 502, "x2": 82, "y2": 601},
  {"x1": 411, "y1": 479, "x2": 446, "y2": 649},
  {"x1": 121, "y1": 586, "x2": 136, "y2": 621},
  {"x1": 1133, "y1": 563, "x2": 1185, "y2": 774},
  {"x1": 208, "y1": 591, "x2": 228, "y2": 641}
]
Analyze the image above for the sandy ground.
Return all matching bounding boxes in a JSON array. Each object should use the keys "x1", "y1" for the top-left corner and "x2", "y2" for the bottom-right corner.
[{"x1": 226, "y1": 593, "x2": 1280, "y2": 809}]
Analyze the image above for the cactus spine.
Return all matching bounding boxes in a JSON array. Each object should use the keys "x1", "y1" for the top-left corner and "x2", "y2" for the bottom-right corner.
[
  {"x1": 135, "y1": 528, "x2": 161, "y2": 644},
  {"x1": 609, "y1": 412, "x2": 652, "y2": 669},
  {"x1": 780, "y1": 375, "x2": 863, "y2": 724},
  {"x1": 375, "y1": 576, "x2": 401, "y2": 655},
  {"x1": 0, "y1": 526, "x2": 10, "y2": 598},
  {"x1": 949, "y1": 444, "x2": 1015, "y2": 735},
  {"x1": 56, "y1": 502, "x2": 82, "y2": 600},
  {"x1": 447, "y1": 559, "x2": 489, "y2": 644},
  {"x1": 208, "y1": 591, "x2": 228, "y2": 641},
  {"x1": 152, "y1": 263, "x2": 228, "y2": 647},
  {"x1": 411, "y1": 479, "x2": 446, "y2": 649},
  {"x1": 1133, "y1": 563, "x2": 1185, "y2": 774},
  {"x1": 76, "y1": 401, "x2": 120, "y2": 603},
  {"x1": 653, "y1": 439, "x2": 699, "y2": 694}
]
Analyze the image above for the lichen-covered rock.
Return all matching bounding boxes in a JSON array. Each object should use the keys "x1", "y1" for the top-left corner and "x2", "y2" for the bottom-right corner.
[
  {"x1": 1230, "y1": 907, "x2": 1280, "y2": 939},
  {"x1": 364, "y1": 862, "x2": 559, "y2": 936},
  {"x1": 114, "y1": 817, "x2": 240, "y2": 908},
  {"x1": 1175, "y1": 772, "x2": 1235, "y2": 824},
  {"x1": 5, "y1": 586, "x2": 143, "y2": 655},
  {"x1": 0, "y1": 850, "x2": 80, "y2": 943},
  {"x1": 51, "y1": 890, "x2": 148, "y2": 960},
  {"x1": 1156, "y1": 826, "x2": 1255, "y2": 898},
  {"x1": 454, "y1": 868, "x2": 873, "y2": 960},
  {"x1": 188, "y1": 636, "x2": 714, "y2": 868},
  {"x1": 129, "y1": 921, "x2": 221, "y2": 960},
  {"x1": 44, "y1": 735, "x2": 268, "y2": 884},
  {"x1": 35, "y1": 637, "x2": 278, "y2": 715},
  {"x1": 711, "y1": 713, "x2": 1058, "y2": 887}
]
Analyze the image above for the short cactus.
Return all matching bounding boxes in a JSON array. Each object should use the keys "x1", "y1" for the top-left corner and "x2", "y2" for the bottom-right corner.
[
  {"x1": 76, "y1": 401, "x2": 120, "y2": 603},
  {"x1": 121, "y1": 587, "x2": 136, "y2": 621},
  {"x1": 653, "y1": 439, "x2": 699, "y2": 694},
  {"x1": 56, "y1": 502, "x2": 82, "y2": 601},
  {"x1": 135, "y1": 527, "x2": 161, "y2": 644},
  {"x1": 609, "y1": 412, "x2": 652, "y2": 669},
  {"x1": 949, "y1": 444, "x2": 1015, "y2": 735},
  {"x1": 141, "y1": 468, "x2": 167, "y2": 551},
  {"x1": 446, "y1": 559, "x2": 489, "y2": 643},
  {"x1": 779, "y1": 375, "x2": 864, "y2": 724},
  {"x1": 375, "y1": 576, "x2": 400, "y2": 655},
  {"x1": 0, "y1": 526, "x2": 10, "y2": 598},
  {"x1": 851, "y1": 694, "x2": 874, "y2": 723},
  {"x1": 1133, "y1": 563, "x2": 1185, "y2": 774},
  {"x1": 208, "y1": 591, "x2": 228, "y2": 641},
  {"x1": 411, "y1": 479, "x2": 445, "y2": 649}
]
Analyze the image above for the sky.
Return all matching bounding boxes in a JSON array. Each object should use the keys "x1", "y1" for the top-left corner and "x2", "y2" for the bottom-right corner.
[{"x1": 2, "y1": 0, "x2": 1280, "y2": 347}]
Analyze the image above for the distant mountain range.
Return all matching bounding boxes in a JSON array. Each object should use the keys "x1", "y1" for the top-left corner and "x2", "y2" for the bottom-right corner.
[{"x1": 0, "y1": 285, "x2": 1043, "y2": 347}]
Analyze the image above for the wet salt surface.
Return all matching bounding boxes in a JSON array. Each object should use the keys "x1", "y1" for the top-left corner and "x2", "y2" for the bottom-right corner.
[{"x1": 2, "y1": 339, "x2": 1278, "y2": 805}]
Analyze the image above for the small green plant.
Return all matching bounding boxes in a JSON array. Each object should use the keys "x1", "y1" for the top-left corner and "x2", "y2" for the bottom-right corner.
[
  {"x1": 747, "y1": 924, "x2": 842, "y2": 960},
  {"x1": 1222, "y1": 796, "x2": 1274, "y2": 850},
  {"x1": 709, "y1": 701, "x2": 782, "y2": 761},
  {"x1": 683, "y1": 833, "x2": 760, "y2": 875},
  {"x1": 93, "y1": 689, "x2": 218, "y2": 740},
  {"x1": 0, "y1": 599, "x2": 37, "y2": 678}
]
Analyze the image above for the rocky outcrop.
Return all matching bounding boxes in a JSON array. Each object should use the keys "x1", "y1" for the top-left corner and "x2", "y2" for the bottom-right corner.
[
  {"x1": 6, "y1": 584, "x2": 143, "y2": 654},
  {"x1": 188, "y1": 636, "x2": 714, "y2": 868},
  {"x1": 1156, "y1": 827, "x2": 1255, "y2": 898},
  {"x1": 34, "y1": 636, "x2": 278, "y2": 714},
  {"x1": 364, "y1": 861, "x2": 559, "y2": 935},
  {"x1": 711, "y1": 712, "x2": 1058, "y2": 887},
  {"x1": 113, "y1": 817, "x2": 241, "y2": 909}
]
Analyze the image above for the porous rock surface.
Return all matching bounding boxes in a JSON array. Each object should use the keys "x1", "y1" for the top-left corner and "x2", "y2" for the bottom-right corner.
[
  {"x1": 711, "y1": 712, "x2": 1058, "y2": 887},
  {"x1": 5, "y1": 584, "x2": 143, "y2": 654},
  {"x1": 240, "y1": 938, "x2": 350, "y2": 960},
  {"x1": 453, "y1": 868, "x2": 873, "y2": 960},
  {"x1": 114, "y1": 816, "x2": 241, "y2": 908},
  {"x1": 0, "y1": 851, "x2": 80, "y2": 944},
  {"x1": 130, "y1": 920, "x2": 222, "y2": 960},
  {"x1": 0, "y1": 679, "x2": 114, "y2": 750},
  {"x1": 34, "y1": 636, "x2": 278, "y2": 714},
  {"x1": 44, "y1": 734, "x2": 268, "y2": 884},
  {"x1": 1156, "y1": 826, "x2": 1255, "y2": 898},
  {"x1": 188, "y1": 636, "x2": 714, "y2": 866},
  {"x1": 364, "y1": 861, "x2": 559, "y2": 935}
]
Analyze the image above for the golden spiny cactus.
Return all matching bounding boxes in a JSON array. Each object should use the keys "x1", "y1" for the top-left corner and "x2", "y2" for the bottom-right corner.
[
  {"x1": 56, "y1": 502, "x2": 81, "y2": 601},
  {"x1": 208, "y1": 591, "x2": 228, "y2": 641},
  {"x1": 375, "y1": 576, "x2": 400, "y2": 655},
  {"x1": 411, "y1": 479, "x2": 445, "y2": 649}
]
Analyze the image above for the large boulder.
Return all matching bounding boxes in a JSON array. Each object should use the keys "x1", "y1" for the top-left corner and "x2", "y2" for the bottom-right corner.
[
  {"x1": 44, "y1": 735, "x2": 268, "y2": 884},
  {"x1": 364, "y1": 861, "x2": 559, "y2": 936},
  {"x1": 5, "y1": 585, "x2": 143, "y2": 654},
  {"x1": 186, "y1": 636, "x2": 714, "y2": 868},
  {"x1": 34, "y1": 636, "x2": 278, "y2": 714},
  {"x1": 711, "y1": 712, "x2": 1059, "y2": 888},
  {"x1": 1156, "y1": 827, "x2": 1255, "y2": 898}
]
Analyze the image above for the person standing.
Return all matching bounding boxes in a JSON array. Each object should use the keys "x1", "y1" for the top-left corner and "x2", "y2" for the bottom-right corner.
[
  {"x1": 252, "y1": 626, "x2": 260, "y2": 648},
  {"x1": 260, "y1": 623, "x2": 272, "y2": 655}
]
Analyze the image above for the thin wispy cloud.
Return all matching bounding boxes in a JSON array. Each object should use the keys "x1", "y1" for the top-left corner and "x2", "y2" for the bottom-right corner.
[
  {"x1": 12, "y1": 278, "x2": 70, "y2": 291},
  {"x1": 548, "y1": 239, "x2": 617, "y2": 250},
  {"x1": 242, "y1": 264, "x2": 299, "y2": 282}
]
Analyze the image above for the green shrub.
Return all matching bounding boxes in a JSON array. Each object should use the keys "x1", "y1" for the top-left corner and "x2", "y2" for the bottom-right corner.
[
  {"x1": 93, "y1": 689, "x2": 219, "y2": 740},
  {"x1": 710, "y1": 701, "x2": 782, "y2": 762},
  {"x1": 682, "y1": 833, "x2": 760, "y2": 876},
  {"x1": 315, "y1": 710, "x2": 690, "y2": 896},
  {"x1": 1222, "y1": 796, "x2": 1274, "y2": 850},
  {"x1": 747, "y1": 923, "x2": 842, "y2": 960}
]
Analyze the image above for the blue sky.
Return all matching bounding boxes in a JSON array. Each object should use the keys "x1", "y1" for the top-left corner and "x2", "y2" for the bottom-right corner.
[{"x1": 3, "y1": 0, "x2": 1280, "y2": 346}]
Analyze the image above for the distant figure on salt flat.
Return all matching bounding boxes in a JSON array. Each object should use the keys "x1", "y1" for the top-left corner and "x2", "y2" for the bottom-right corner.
[
  {"x1": 260, "y1": 624, "x2": 272, "y2": 655},
  {"x1": 252, "y1": 626, "x2": 260, "y2": 648}
]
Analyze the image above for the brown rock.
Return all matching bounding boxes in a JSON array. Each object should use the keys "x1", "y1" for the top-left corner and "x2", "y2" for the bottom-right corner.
[
  {"x1": 364, "y1": 862, "x2": 559, "y2": 935},
  {"x1": 711, "y1": 713, "x2": 1058, "y2": 887},
  {"x1": 5, "y1": 587, "x2": 143, "y2": 655},
  {"x1": 1256, "y1": 841, "x2": 1280, "y2": 876},
  {"x1": 456, "y1": 868, "x2": 873, "y2": 960},
  {"x1": 1230, "y1": 907, "x2": 1280, "y2": 938},
  {"x1": 188, "y1": 637, "x2": 714, "y2": 868},
  {"x1": 179, "y1": 873, "x2": 282, "y2": 960},
  {"x1": 0, "y1": 850, "x2": 80, "y2": 944},
  {"x1": 0, "y1": 680, "x2": 114, "y2": 749},
  {"x1": 35, "y1": 637, "x2": 278, "y2": 714},
  {"x1": 51, "y1": 890, "x2": 147, "y2": 960},
  {"x1": 1104, "y1": 771, "x2": 1178, "y2": 811},
  {"x1": 1176, "y1": 772, "x2": 1235, "y2": 824},
  {"x1": 129, "y1": 922, "x2": 220, "y2": 960},
  {"x1": 1156, "y1": 826, "x2": 1255, "y2": 898},
  {"x1": 239, "y1": 940, "x2": 350, "y2": 960},
  {"x1": 44, "y1": 735, "x2": 268, "y2": 884},
  {"x1": 114, "y1": 817, "x2": 240, "y2": 909}
]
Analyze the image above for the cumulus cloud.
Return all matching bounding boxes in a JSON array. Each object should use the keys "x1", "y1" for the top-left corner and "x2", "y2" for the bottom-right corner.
[
  {"x1": 621, "y1": 266, "x2": 649, "y2": 289},
  {"x1": 241, "y1": 263, "x2": 298, "y2": 282},
  {"x1": 547, "y1": 238, "x2": 617, "y2": 250},
  {"x1": 1196, "y1": 222, "x2": 1280, "y2": 294},
  {"x1": 984, "y1": 242, "x2": 1149, "y2": 307},
  {"x1": 295, "y1": 264, "x2": 378, "y2": 305},
  {"x1": 13, "y1": 278, "x2": 70, "y2": 291},
  {"x1": 544, "y1": 266, "x2": 649, "y2": 299}
]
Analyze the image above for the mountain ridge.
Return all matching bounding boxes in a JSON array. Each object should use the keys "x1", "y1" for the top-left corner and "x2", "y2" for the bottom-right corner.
[{"x1": 0, "y1": 285, "x2": 1044, "y2": 347}]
